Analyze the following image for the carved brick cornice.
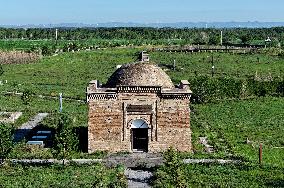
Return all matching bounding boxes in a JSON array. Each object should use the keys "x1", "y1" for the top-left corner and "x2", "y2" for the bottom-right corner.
[
  {"x1": 87, "y1": 93, "x2": 117, "y2": 102},
  {"x1": 117, "y1": 86, "x2": 162, "y2": 93}
]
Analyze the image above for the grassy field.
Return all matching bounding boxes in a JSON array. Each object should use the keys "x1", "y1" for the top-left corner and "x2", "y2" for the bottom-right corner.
[
  {"x1": 0, "y1": 95, "x2": 87, "y2": 128},
  {"x1": 1, "y1": 48, "x2": 283, "y2": 100},
  {"x1": 0, "y1": 39, "x2": 186, "y2": 51},
  {"x1": 0, "y1": 49, "x2": 137, "y2": 99},
  {"x1": 190, "y1": 97, "x2": 284, "y2": 167},
  {"x1": 1, "y1": 46, "x2": 284, "y2": 187},
  {"x1": 0, "y1": 164, "x2": 126, "y2": 187},
  {"x1": 183, "y1": 163, "x2": 284, "y2": 187},
  {"x1": 154, "y1": 162, "x2": 284, "y2": 188},
  {"x1": 1, "y1": 48, "x2": 283, "y2": 158},
  {"x1": 151, "y1": 51, "x2": 284, "y2": 82}
]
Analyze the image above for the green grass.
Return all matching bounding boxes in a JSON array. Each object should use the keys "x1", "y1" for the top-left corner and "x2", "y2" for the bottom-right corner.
[
  {"x1": 0, "y1": 95, "x2": 87, "y2": 128},
  {"x1": 191, "y1": 97, "x2": 284, "y2": 167},
  {"x1": 1, "y1": 49, "x2": 138, "y2": 99},
  {"x1": 1, "y1": 48, "x2": 283, "y2": 100},
  {"x1": 0, "y1": 164, "x2": 126, "y2": 188},
  {"x1": 1, "y1": 46, "x2": 284, "y2": 186},
  {"x1": 151, "y1": 51, "x2": 284, "y2": 82},
  {"x1": 0, "y1": 48, "x2": 283, "y2": 163},
  {"x1": 182, "y1": 163, "x2": 284, "y2": 188},
  {"x1": 0, "y1": 39, "x2": 57, "y2": 51}
]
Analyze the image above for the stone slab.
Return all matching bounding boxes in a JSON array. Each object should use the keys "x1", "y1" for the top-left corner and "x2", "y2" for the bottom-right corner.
[{"x1": 0, "y1": 112, "x2": 22, "y2": 123}]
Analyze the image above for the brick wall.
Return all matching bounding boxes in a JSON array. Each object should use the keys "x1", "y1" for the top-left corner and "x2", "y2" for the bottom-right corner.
[{"x1": 88, "y1": 92, "x2": 192, "y2": 153}]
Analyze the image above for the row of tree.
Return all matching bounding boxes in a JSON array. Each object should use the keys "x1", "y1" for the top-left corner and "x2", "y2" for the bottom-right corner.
[{"x1": 0, "y1": 27, "x2": 283, "y2": 46}]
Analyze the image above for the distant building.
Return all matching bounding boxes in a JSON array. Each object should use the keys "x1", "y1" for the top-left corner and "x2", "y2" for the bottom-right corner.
[{"x1": 86, "y1": 59, "x2": 192, "y2": 153}]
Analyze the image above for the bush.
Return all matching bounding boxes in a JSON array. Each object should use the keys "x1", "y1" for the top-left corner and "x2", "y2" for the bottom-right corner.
[
  {"x1": 21, "y1": 89, "x2": 34, "y2": 105},
  {"x1": 153, "y1": 147, "x2": 187, "y2": 188},
  {"x1": 52, "y1": 113, "x2": 79, "y2": 164},
  {"x1": 92, "y1": 165, "x2": 127, "y2": 188},
  {"x1": 189, "y1": 76, "x2": 284, "y2": 104},
  {"x1": 0, "y1": 123, "x2": 14, "y2": 164}
]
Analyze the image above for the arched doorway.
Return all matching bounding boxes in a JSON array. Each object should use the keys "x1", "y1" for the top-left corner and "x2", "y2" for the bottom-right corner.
[{"x1": 131, "y1": 119, "x2": 148, "y2": 152}]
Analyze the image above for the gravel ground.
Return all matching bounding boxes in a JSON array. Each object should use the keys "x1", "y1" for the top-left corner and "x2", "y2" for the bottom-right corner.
[
  {"x1": 125, "y1": 168, "x2": 153, "y2": 188},
  {"x1": 104, "y1": 153, "x2": 163, "y2": 168}
]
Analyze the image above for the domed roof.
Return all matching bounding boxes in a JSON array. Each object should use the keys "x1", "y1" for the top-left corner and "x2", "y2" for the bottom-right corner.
[{"x1": 105, "y1": 62, "x2": 174, "y2": 89}]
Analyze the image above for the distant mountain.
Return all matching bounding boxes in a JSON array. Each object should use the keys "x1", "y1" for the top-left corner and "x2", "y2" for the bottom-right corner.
[{"x1": 1, "y1": 22, "x2": 284, "y2": 28}]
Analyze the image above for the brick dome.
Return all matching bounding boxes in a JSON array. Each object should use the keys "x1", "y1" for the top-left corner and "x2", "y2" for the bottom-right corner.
[{"x1": 105, "y1": 62, "x2": 174, "y2": 89}]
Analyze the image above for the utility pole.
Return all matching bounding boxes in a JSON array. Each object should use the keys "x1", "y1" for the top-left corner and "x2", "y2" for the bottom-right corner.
[
  {"x1": 211, "y1": 55, "x2": 215, "y2": 77},
  {"x1": 55, "y1": 29, "x2": 58, "y2": 45},
  {"x1": 220, "y1": 30, "x2": 223, "y2": 46}
]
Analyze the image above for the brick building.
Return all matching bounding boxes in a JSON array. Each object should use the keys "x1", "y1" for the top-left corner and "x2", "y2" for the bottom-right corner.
[{"x1": 87, "y1": 61, "x2": 192, "y2": 153}]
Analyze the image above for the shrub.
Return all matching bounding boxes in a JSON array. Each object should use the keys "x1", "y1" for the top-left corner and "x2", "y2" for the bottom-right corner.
[
  {"x1": 21, "y1": 89, "x2": 34, "y2": 105},
  {"x1": 92, "y1": 165, "x2": 127, "y2": 188},
  {"x1": 52, "y1": 113, "x2": 79, "y2": 165},
  {"x1": 189, "y1": 76, "x2": 284, "y2": 104},
  {"x1": 153, "y1": 147, "x2": 187, "y2": 188},
  {"x1": 0, "y1": 123, "x2": 14, "y2": 164}
]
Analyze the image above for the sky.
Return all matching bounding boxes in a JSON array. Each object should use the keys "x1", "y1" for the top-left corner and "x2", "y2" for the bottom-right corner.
[{"x1": 0, "y1": 0, "x2": 284, "y2": 25}]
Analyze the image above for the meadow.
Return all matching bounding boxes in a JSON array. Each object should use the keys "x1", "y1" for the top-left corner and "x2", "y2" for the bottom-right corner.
[
  {"x1": 154, "y1": 162, "x2": 284, "y2": 187},
  {"x1": 0, "y1": 44, "x2": 284, "y2": 187},
  {"x1": 1, "y1": 48, "x2": 283, "y2": 99},
  {"x1": 0, "y1": 163, "x2": 126, "y2": 187},
  {"x1": 190, "y1": 97, "x2": 284, "y2": 167}
]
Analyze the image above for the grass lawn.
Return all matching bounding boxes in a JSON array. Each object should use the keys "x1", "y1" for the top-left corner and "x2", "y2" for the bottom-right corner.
[
  {"x1": 151, "y1": 51, "x2": 284, "y2": 82},
  {"x1": 183, "y1": 163, "x2": 283, "y2": 188},
  {"x1": 1, "y1": 48, "x2": 283, "y2": 100},
  {"x1": 190, "y1": 97, "x2": 284, "y2": 167},
  {"x1": 0, "y1": 164, "x2": 126, "y2": 188},
  {"x1": 1, "y1": 47, "x2": 284, "y2": 187}
]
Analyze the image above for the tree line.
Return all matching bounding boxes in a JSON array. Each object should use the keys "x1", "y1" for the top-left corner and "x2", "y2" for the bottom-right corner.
[{"x1": 0, "y1": 27, "x2": 283, "y2": 46}]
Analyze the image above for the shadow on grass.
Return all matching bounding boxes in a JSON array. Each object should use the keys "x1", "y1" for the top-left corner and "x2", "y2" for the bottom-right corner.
[
  {"x1": 265, "y1": 180, "x2": 284, "y2": 187},
  {"x1": 74, "y1": 126, "x2": 88, "y2": 152}
]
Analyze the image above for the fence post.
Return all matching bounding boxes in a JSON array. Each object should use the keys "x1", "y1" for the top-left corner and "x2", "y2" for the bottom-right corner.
[
  {"x1": 259, "y1": 143, "x2": 263, "y2": 165},
  {"x1": 59, "y1": 93, "x2": 63, "y2": 112}
]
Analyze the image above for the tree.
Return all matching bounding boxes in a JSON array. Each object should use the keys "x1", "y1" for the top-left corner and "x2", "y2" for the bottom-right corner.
[
  {"x1": 53, "y1": 113, "x2": 78, "y2": 166},
  {"x1": 0, "y1": 123, "x2": 14, "y2": 164},
  {"x1": 240, "y1": 34, "x2": 250, "y2": 44}
]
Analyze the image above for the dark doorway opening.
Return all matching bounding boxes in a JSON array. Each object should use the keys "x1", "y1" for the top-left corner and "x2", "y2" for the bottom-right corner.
[{"x1": 132, "y1": 128, "x2": 148, "y2": 152}]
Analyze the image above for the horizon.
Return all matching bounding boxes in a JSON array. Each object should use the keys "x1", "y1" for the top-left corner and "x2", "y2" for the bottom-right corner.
[
  {"x1": 2, "y1": 20, "x2": 284, "y2": 26},
  {"x1": 1, "y1": 0, "x2": 284, "y2": 25}
]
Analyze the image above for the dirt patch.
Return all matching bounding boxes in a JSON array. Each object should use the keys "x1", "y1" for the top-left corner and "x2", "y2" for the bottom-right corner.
[
  {"x1": 0, "y1": 51, "x2": 39, "y2": 64},
  {"x1": 0, "y1": 112, "x2": 22, "y2": 123}
]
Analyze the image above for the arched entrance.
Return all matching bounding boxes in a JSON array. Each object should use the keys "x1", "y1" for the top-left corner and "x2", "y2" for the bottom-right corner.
[{"x1": 131, "y1": 119, "x2": 149, "y2": 152}]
